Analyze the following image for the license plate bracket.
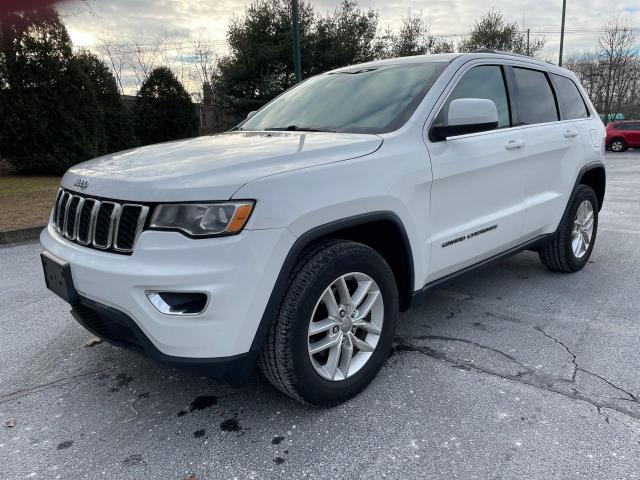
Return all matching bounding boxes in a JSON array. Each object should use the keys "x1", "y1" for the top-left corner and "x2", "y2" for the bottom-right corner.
[{"x1": 41, "y1": 251, "x2": 79, "y2": 304}]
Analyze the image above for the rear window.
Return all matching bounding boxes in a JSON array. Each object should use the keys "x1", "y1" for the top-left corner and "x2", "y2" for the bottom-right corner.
[
  {"x1": 552, "y1": 74, "x2": 589, "y2": 120},
  {"x1": 512, "y1": 68, "x2": 558, "y2": 125}
]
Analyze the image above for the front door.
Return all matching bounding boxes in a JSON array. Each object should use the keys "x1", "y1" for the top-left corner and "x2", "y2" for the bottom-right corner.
[{"x1": 426, "y1": 64, "x2": 528, "y2": 281}]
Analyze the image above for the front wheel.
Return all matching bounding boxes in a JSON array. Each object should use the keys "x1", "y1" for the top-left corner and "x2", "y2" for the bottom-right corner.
[
  {"x1": 539, "y1": 185, "x2": 598, "y2": 272},
  {"x1": 258, "y1": 240, "x2": 399, "y2": 406}
]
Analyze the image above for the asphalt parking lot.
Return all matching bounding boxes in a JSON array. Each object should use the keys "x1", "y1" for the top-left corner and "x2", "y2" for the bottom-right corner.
[{"x1": 2, "y1": 151, "x2": 640, "y2": 479}]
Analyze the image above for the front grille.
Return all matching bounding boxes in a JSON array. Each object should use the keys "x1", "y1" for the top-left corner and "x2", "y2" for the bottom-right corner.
[{"x1": 52, "y1": 188, "x2": 149, "y2": 254}]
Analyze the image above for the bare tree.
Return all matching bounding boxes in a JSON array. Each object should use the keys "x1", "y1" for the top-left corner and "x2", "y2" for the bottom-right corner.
[
  {"x1": 566, "y1": 17, "x2": 639, "y2": 122},
  {"x1": 95, "y1": 37, "x2": 127, "y2": 94},
  {"x1": 190, "y1": 35, "x2": 217, "y2": 103},
  {"x1": 597, "y1": 17, "x2": 638, "y2": 122}
]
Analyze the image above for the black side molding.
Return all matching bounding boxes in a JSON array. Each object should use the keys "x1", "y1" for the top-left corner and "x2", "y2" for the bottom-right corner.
[
  {"x1": 411, "y1": 234, "x2": 551, "y2": 298},
  {"x1": 249, "y1": 211, "x2": 414, "y2": 352}
]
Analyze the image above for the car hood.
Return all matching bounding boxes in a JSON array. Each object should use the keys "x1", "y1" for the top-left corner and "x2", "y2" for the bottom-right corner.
[{"x1": 62, "y1": 131, "x2": 383, "y2": 202}]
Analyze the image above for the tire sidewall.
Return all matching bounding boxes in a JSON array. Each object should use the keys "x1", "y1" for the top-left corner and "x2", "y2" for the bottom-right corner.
[
  {"x1": 287, "y1": 247, "x2": 398, "y2": 405},
  {"x1": 562, "y1": 186, "x2": 599, "y2": 270}
]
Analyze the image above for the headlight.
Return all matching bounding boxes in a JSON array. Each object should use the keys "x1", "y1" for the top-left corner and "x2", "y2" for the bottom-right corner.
[{"x1": 149, "y1": 201, "x2": 255, "y2": 237}]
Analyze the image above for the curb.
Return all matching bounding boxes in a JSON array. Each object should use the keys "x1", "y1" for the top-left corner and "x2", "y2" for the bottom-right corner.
[{"x1": 0, "y1": 225, "x2": 45, "y2": 245}]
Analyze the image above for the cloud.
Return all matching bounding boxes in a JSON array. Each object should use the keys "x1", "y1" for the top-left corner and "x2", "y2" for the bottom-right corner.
[{"x1": 58, "y1": 0, "x2": 640, "y2": 93}]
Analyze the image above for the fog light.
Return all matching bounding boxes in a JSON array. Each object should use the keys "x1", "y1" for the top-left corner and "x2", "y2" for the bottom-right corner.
[{"x1": 146, "y1": 291, "x2": 209, "y2": 316}]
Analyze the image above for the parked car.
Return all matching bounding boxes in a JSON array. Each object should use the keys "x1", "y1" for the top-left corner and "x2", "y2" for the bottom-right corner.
[
  {"x1": 40, "y1": 50, "x2": 606, "y2": 406},
  {"x1": 606, "y1": 120, "x2": 640, "y2": 152}
]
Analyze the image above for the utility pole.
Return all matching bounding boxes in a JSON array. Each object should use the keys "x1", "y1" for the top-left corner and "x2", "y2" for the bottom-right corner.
[
  {"x1": 292, "y1": 0, "x2": 302, "y2": 83},
  {"x1": 527, "y1": 28, "x2": 530, "y2": 56},
  {"x1": 559, "y1": 0, "x2": 567, "y2": 66}
]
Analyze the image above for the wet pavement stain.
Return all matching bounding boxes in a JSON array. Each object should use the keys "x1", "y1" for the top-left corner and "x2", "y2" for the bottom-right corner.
[
  {"x1": 274, "y1": 457, "x2": 286, "y2": 464},
  {"x1": 271, "y1": 435, "x2": 285, "y2": 445},
  {"x1": 177, "y1": 395, "x2": 218, "y2": 417},
  {"x1": 193, "y1": 429, "x2": 206, "y2": 438},
  {"x1": 220, "y1": 418, "x2": 241, "y2": 432},
  {"x1": 56, "y1": 440, "x2": 73, "y2": 450},
  {"x1": 110, "y1": 373, "x2": 134, "y2": 392}
]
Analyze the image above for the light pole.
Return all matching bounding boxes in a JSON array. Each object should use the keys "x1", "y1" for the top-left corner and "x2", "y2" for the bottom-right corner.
[
  {"x1": 292, "y1": 0, "x2": 302, "y2": 83},
  {"x1": 559, "y1": 0, "x2": 567, "y2": 66}
]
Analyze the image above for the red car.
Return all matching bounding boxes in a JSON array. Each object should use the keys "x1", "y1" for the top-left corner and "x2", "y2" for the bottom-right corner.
[{"x1": 606, "y1": 121, "x2": 640, "y2": 152}]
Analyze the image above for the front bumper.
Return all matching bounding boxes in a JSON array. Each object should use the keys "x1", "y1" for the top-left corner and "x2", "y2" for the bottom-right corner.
[{"x1": 40, "y1": 224, "x2": 295, "y2": 359}]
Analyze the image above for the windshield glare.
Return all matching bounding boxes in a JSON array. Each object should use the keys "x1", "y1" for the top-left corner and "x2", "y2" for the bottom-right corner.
[{"x1": 240, "y1": 62, "x2": 447, "y2": 134}]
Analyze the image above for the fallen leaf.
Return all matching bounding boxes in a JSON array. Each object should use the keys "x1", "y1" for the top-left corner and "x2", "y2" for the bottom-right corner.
[
  {"x1": 84, "y1": 337, "x2": 102, "y2": 347},
  {"x1": 184, "y1": 475, "x2": 196, "y2": 480},
  {"x1": 5, "y1": 419, "x2": 16, "y2": 428}
]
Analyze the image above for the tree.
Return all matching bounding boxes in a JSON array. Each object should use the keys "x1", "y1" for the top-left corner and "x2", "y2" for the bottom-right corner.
[
  {"x1": 0, "y1": 8, "x2": 103, "y2": 173},
  {"x1": 74, "y1": 50, "x2": 138, "y2": 153},
  {"x1": 211, "y1": 0, "x2": 383, "y2": 116},
  {"x1": 136, "y1": 66, "x2": 198, "y2": 145},
  {"x1": 382, "y1": 10, "x2": 453, "y2": 58},
  {"x1": 308, "y1": 0, "x2": 383, "y2": 76},
  {"x1": 565, "y1": 17, "x2": 639, "y2": 123},
  {"x1": 458, "y1": 10, "x2": 544, "y2": 56},
  {"x1": 212, "y1": 0, "x2": 315, "y2": 114}
]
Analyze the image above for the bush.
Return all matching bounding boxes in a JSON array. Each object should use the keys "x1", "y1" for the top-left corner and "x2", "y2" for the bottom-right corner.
[
  {"x1": 136, "y1": 67, "x2": 198, "y2": 145},
  {"x1": 74, "y1": 50, "x2": 138, "y2": 153},
  {"x1": 0, "y1": 9, "x2": 104, "y2": 173}
]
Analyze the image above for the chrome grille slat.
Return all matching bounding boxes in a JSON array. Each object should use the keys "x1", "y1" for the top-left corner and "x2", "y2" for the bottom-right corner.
[{"x1": 50, "y1": 188, "x2": 147, "y2": 254}]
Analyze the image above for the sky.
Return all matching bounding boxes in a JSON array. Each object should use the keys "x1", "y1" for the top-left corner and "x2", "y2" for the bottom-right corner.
[{"x1": 57, "y1": 0, "x2": 640, "y2": 94}]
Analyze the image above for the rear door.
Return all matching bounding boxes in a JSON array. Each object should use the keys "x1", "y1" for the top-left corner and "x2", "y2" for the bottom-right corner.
[
  {"x1": 508, "y1": 66, "x2": 586, "y2": 237},
  {"x1": 425, "y1": 64, "x2": 528, "y2": 281}
]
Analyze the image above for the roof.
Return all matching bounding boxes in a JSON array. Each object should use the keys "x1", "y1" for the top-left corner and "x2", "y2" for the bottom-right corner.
[{"x1": 329, "y1": 50, "x2": 571, "y2": 76}]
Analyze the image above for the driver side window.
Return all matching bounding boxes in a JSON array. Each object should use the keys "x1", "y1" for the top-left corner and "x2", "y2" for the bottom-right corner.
[{"x1": 435, "y1": 65, "x2": 511, "y2": 128}]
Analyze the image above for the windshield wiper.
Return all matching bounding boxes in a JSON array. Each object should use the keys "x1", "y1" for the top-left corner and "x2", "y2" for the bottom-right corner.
[{"x1": 264, "y1": 125, "x2": 336, "y2": 133}]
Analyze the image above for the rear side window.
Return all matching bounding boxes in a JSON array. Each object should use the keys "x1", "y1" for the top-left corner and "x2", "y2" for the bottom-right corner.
[
  {"x1": 512, "y1": 68, "x2": 558, "y2": 125},
  {"x1": 624, "y1": 122, "x2": 640, "y2": 130},
  {"x1": 435, "y1": 65, "x2": 511, "y2": 128},
  {"x1": 552, "y1": 74, "x2": 589, "y2": 119}
]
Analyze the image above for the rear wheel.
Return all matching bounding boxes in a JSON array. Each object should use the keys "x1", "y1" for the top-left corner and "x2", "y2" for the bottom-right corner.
[
  {"x1": 258, "y1": 240, "x2": 398, "y2": 406},
  {"x1": 539, "y1": 185, "x2": 598, "y2": 272},
  {"x1": 609, "y1": 138, "x2": 626, "y2": 152}
]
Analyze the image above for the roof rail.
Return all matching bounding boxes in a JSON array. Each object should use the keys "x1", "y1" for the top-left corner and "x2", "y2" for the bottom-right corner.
[
  {"x1": 469, "y1": 48, "x2": 558, "y2": 66},
  {"x1": 470, "y1": 48, "x2": 532, "y2": 59}
]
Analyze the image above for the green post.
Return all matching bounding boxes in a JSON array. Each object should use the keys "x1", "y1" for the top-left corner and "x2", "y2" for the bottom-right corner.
[
  {"x1": 559, "y1": 0, "x2": 567, "y2": 66},
  {"x1": 292, "y1": 0, "x2": 302, "y2": 82}
]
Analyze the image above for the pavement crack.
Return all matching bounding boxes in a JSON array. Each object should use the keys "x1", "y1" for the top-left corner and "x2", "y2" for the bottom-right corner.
[
  {"x1": 392, "y1": 336, "x2": 640, "y2": 426},
  {"x1": 534, "y1": 326, "x2": 578, "y2": 382},
  {"x1": 0, "y1": 365, "x2": 118, "y2": 404}
]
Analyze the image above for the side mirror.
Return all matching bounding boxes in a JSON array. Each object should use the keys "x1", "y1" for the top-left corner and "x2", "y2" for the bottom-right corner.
[
  {"x1": 430, "y1": 98, "x2": 499, "y2": 141},
  {"x1": 246, "y1": 111, "x2": 257, "y2": 120}
]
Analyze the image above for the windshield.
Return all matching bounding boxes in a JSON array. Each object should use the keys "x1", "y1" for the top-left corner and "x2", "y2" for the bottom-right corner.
[{"x1": 240, "y1": 62, "x2": 447, "y2": 134}]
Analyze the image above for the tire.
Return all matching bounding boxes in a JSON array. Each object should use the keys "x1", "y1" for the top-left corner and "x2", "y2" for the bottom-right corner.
[
  {"x1": 539, "y1": 185, "x2": 598, "y2": 273},
  {"x1": 609, "y1": 138, "x2": 627, "y2": 152},
  {"x1": 258, "y1": 239, "x2": 399, "y2": 406}
]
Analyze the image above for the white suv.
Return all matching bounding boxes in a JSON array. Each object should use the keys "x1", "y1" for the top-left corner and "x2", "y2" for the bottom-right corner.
[{"x1": 40, "y1": 51, "x2": 606, "y2": 405}]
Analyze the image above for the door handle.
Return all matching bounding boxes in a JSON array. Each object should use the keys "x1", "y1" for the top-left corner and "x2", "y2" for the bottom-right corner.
[
  {"x1": 504, "y1": 139, "x2": 525, "y2": 150},
  {"x1": 564, "y1": 129, "x2": 579, "y2": 138}
]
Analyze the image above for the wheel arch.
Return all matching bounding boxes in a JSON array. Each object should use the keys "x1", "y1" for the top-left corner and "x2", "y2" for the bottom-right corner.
[
  {"x1": 579, "y1": 163, "x2": 606, "y2": 211},
  {"x1": 250, "y1": 212, "x2": 415, "y2": 352}
]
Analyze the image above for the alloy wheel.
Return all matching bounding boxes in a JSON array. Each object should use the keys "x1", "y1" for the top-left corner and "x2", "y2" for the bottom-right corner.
[
  {"x1": 611, "y1": 140, "x2": 624, "y2": 152},
  {"x1": 572, "y1": 200, "x2": 594, "y2": 258},
  {"x1": 307, "y1": 272, "x2": 384, "y2": 381}
]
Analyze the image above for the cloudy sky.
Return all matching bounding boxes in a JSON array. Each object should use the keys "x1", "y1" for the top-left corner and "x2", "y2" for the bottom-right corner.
[{"x1": 58, "y1": 0, "x2": 640, "y2": 93}]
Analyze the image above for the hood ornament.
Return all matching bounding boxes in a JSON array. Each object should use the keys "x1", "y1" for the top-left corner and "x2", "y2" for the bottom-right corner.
[{"x1": 73, "y1": 177, "x2": 89, "y2": 190}]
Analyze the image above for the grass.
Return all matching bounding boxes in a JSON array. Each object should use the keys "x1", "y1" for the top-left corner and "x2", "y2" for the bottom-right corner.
[{"x1": 0, "y1": 175, "x2": 60, "y2": 231}]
